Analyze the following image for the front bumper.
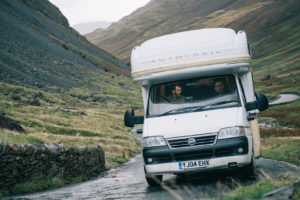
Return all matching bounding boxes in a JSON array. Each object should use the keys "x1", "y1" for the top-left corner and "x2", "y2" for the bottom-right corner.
[{"x1": 143, "y1": 136, "x2": 252, "y2": 174}]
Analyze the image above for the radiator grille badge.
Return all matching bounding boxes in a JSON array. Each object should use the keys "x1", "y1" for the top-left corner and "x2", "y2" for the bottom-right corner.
[{"x1": 188, "y1": 138, "x2": 196, "y2": 146}]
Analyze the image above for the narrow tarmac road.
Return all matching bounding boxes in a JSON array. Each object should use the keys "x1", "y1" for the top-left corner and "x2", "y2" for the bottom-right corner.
[
  {"x1": 7, "y1": 154, "x2": 300, "y2": 200},
  {"x1": 269, "y1": 93, "x2": 299, "y2": 106}
]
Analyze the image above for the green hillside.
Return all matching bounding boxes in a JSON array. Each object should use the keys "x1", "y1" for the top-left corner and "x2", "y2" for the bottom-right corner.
[
  {"x1": 87, "y1": 0, "x2": 300, "y2": 96},
  {"x1": 0, "y1": 0, "x2": 142, "y2": 170}
]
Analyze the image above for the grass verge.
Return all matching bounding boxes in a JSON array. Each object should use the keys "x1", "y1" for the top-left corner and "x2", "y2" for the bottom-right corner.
[
  {"x1": 221, "y1": 177, "x2": 299, "y2": 200},
  {"x1": 261, "y1": 136, "x2": 300, "y2": 166}
]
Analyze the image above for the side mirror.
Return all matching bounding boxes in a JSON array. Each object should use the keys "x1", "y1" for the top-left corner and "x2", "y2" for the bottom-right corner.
[
  {"x1": 255, "y1": 92, "x2": 269, "y2": 111},
  {"x1": 124, "y1": 109, "x2": 134, "y2": 127},
  {"x1": 124, "y1": 109, "x2": 144, "y2": 127},
  {"x1": 245, "y1": 92, "x2": 269, "y2": 111}
]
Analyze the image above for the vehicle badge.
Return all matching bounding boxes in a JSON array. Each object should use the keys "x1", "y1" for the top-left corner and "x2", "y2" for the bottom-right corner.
[{"x1": 188, "y1": 138, "x2": 196, "y2": 146}]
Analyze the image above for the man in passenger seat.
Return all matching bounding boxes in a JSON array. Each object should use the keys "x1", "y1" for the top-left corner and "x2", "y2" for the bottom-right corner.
[
  {"x1": 214, "y1": 79, "x2": 227, "y2": 95},
  {"x1": 167, "y1": 85, "x2": 185, "y2": 102}
]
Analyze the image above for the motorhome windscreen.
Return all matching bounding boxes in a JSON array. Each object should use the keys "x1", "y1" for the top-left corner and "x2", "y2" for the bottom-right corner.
[{"x1": 147, "y1": 75, "x2": 241, "y2": 117}]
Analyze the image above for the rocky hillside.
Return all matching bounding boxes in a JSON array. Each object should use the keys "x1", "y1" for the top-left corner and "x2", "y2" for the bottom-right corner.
[
  {"x1": 87, "y1": 0, "x2": 299, "y2": 94},
  {"x1": 0, "y1": 0, "x2": 130, "y2": 90},
  {"x1": 0, "y1": 0, "x2": 143, "y2": 183}
]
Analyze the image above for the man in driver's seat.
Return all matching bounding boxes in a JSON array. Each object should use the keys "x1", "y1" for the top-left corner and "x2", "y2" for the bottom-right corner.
[{"x1": 167, "y1": 85, "x2": 185, "y2": 102}]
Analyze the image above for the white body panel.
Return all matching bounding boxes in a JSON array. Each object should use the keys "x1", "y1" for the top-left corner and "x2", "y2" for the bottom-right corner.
[{"x1": 144, "y1": 107, "x2": 246, "y2": 139}]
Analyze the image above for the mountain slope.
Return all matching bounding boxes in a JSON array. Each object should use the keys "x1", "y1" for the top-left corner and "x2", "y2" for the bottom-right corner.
[
  {"x1": 87, "y1": 0, "x2": 300, "y2": 95},
  {"x1": 0, "y1": 0, "x2": 143, "y2": 183},
  {"x1": 0, "y1": 0, "x2": 130, "y2": 90}
]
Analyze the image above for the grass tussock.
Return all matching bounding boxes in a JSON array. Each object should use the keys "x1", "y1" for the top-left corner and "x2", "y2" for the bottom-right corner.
[
  {"x1": 260, "y1": 128, "x2": 300, "y2": 138},
  {"x1": 260, "y1": 83, "x2": 297, "y2": 93},
  {"x1": 221, "y1": 177, "x2": 298, "y2": 200},
  {"x1": 261, "y1": 137, "x2": 300, "y2": 166}
]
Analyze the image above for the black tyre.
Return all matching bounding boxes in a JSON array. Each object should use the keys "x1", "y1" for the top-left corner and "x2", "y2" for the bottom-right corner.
[
  {"x1": 146, "y1": 174, "x2": 163, "y2": 186},
  {"x1": 240, "y1": 153, "x2": 257, "y2": 180},
  {"x1": 144, "y1": 167, "x2": 163, "y2": 186}
]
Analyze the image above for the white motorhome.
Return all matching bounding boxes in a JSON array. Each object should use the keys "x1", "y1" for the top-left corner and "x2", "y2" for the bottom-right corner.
[{"x1": 124, "y1": 28, "x2": 268, "y2": 186}]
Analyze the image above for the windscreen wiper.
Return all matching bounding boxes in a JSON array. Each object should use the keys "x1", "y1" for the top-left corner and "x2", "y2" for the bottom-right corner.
[
  {"x1": 159, "y1": 101, "x2": 239, "y2": 116},
  {"x1": 192, "y1": 100, "x2": 239, "y2": 112},
  {"x1": 159, "y1": 106, "x2": 201, "y2": 116}
]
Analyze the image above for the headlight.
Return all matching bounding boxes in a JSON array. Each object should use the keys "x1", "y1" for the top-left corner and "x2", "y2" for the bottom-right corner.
[
  {"x1": 218, "y1": 127, "x2": 245, "y2": 139},
  {"x1": 143, "y1": 136, "x2": 167, "y2": 147}
]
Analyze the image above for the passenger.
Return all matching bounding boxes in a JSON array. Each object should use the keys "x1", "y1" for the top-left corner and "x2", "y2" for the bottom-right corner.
[
  {"x1": 167, "y1": 85, "x2": 185, "y2": 102},
  {"x1": 214, "y1": 79, "x2": 227, "y2": 96}
]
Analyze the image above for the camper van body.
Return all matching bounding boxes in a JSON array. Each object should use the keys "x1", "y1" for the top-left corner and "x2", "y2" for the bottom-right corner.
[{"x1": 126, "y1": 28, "x2": 268, "y2": 185}]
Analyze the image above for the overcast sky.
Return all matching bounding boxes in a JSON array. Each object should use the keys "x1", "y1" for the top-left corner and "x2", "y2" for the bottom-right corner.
[{"x1": 49, "y1": 0, "x2": 151, "y2": 26}]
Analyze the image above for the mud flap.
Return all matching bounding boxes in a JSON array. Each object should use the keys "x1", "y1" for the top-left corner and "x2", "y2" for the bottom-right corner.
[{"x1": 249, "y1": 118, "x2": 261, "y2": 157}]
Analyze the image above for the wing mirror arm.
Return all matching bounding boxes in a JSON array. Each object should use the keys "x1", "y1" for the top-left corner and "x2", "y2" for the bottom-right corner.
[
  {"x1": 245, "y1": 101, "x2": 258, "y2": 112},
  {"x1": 245, "y1": 92, "x2": 269, "y2": 112}
]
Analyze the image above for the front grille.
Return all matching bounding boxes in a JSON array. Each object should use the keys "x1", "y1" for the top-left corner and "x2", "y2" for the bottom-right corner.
[
  {"x1": 216, "y1": 148, "x2": 234, "y2": 157},
  {"x1": 174, "y1": 150, "x2": 213, "y2": 162},
  {"x1": 167, "y1": 134, "x2": 216, "y2": 148},
  {"x1": 154, "y1": 155, "x2": 172, "y2": 163}
]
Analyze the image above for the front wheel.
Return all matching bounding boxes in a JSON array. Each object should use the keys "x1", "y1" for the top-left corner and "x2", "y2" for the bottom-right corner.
[
  {"x1": 240, "y1": 153, "x2": 257, "y2": 180},
  {"x1": 144, "y1": 167, "x2": 163, "y2": 186}
]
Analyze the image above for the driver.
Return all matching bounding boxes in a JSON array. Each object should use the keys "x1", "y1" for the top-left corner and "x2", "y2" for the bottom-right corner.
[{"x1": 167, "y1": 85, "x2": 185, "y2": 102}]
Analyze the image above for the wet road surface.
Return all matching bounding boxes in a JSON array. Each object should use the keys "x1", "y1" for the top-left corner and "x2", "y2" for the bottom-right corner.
[{"x1": 6, "y1": 154, "x2": 300, "y2": 200}]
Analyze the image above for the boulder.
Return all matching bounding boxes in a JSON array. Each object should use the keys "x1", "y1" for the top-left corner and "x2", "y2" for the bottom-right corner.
[
  {"x1": 0, "y1": 111, "x2": 25, "y2": 132},
  {"x1": 261, "y1": 74, "x2": 271, "y2": 81}
]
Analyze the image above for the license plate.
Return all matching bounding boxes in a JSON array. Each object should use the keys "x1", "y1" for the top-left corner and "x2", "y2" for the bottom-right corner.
[{"x1": 178, "y1": 160, "x2": 209, "y2": 170}]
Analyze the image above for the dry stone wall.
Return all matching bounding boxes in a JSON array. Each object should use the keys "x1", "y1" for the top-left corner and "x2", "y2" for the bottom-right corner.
[{"x1": 0, "y1": 142, "x2": 105, "y2": 189}]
